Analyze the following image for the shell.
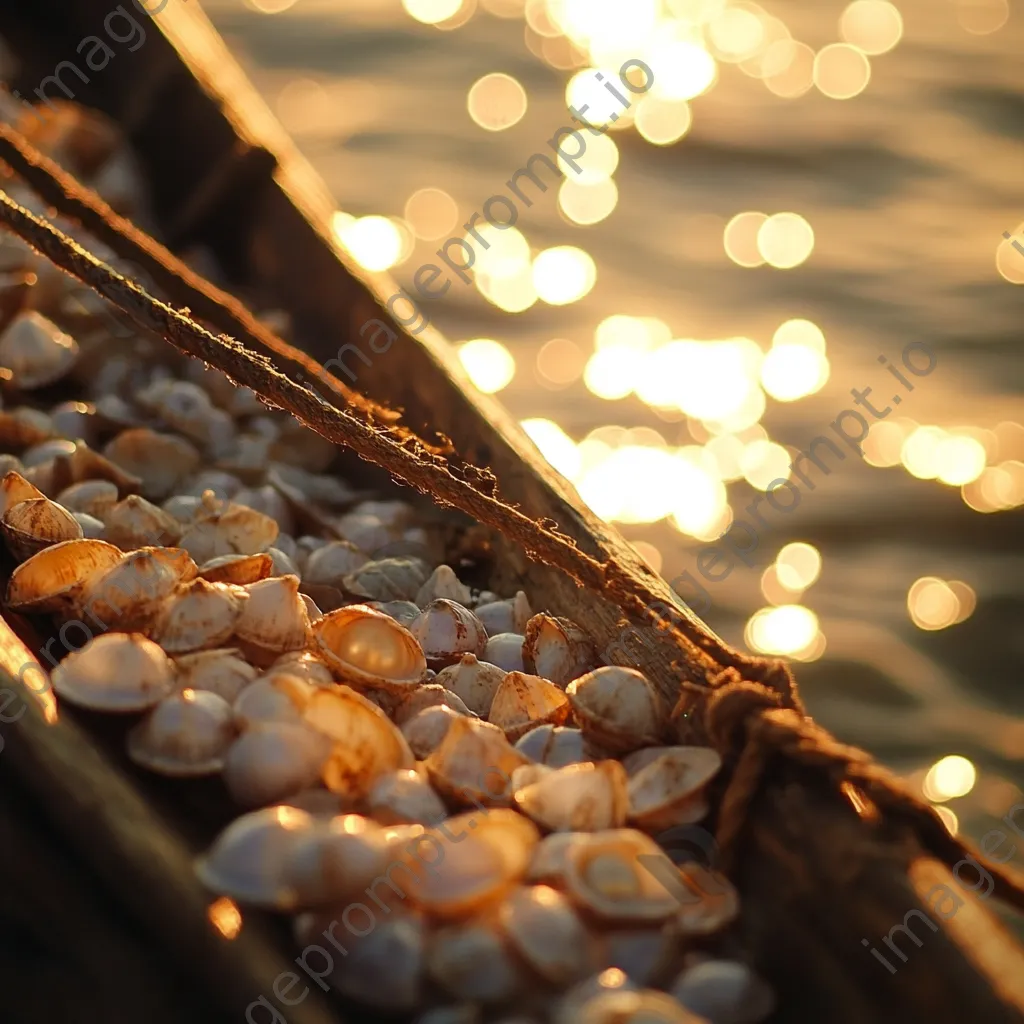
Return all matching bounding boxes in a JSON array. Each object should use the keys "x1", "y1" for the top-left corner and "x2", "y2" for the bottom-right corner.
[
  {"x1": 303, "y1": 540, "x2": 369, "y2": 587},
  {"x1": 514, "y1": 761, "x2": 629, "y2": 832},
  {"x1": 223, "y1": 721, "x2": 331, "y2": 807},
  {"x1": 523, "y1": 613, "x2": 597, "y2": 687},
  {"x1": 343, "y1": 556, "x2": 430, "y2": 603},
  {"x1": 488, "y1": 671, "x2": 571, "y2": 741},
  {"x1": 554, "y1": 970, "x2": 639, "y2": 1024},
  {"x1": 5, "y1": 537, "x2": 122, "y2": 614},
  {"x1": 515, "y1": 725, "x2": 592, "y2": 768},
  {"x1": 409, "y1": 599, "x2": 488, "y2": 670},
  {"x1": 402, "y1": 705, "x2": 461, "y2": 759},
  {"x1": 266, "y1": 545, "x2": 300, "y2": 578},
  {"x1": 566, "y1": 667, "x2": 664, "y2": 755},
  {"x1": 102, "y1": 494, "x2": 182, "y2": 549},
  {"x1": 72, "y1": 511, "x2": 105, "y2": 538},
  {"x1": 672, "y1": 959, "x2": 775, "y2": 1024},
  {"x1": 50, "y1": 632, "x2": 175, "y2": 711},
  {"x1": 623, "y1": 747, "x2": 721, "y2": 832},
  {"x1": 0, "y1": 407, "x2": 54, "y2": 449},
  {"x1": 435, "y1": 654, "x2": 506, "y2": 718},
  {"x1": 562, "y1": 989, "x2": 702, "y2": 1024},
  {"x1": 104, "y1": 427, "x2": 200, "y2": 500},
  {"x1": 178, "y1": 500, "x2": 279, "y2": 561},
  {"x1": 525, "y1": 831, "x2": 586, "y2": 886},
  {"x1": 499, "y1": 884, "x2": 596, "y2": 986},
  {"x1": 126, "y1": 689, "x2": 235, "y2": 776},
  {"x1": 233, "y1": 674, "x2": 316, "y2": 730},
  {"x1": 367, "y1": 599, "x2": 421, "y2": 627},
  {"x1": 195, "y1": 804, "x2": 315, "y2": 908},
  {"x1": 671, "y1": 864, "x2": 740, "y2": 936},
  {"x1": 563, "y1": 830, "x2": 680, "y2": 923},
  {"x1": 50, "y1": 440, "x2": 142, "y2": 494},
  {"x1": 150, "y1": 578, "x2": 248, "y2": 653},
  {"x1": 234, "y1": 574, "x2": 311, "y2": 663},
  {"x1": 198, "y1": 552, "x2": 272, "y2": 585},
  {"x1": 393, "y1": 682, "x2": 475, "y2": 725},
  {"x1": 404, "y1": 809, "x2": 539, "y2": 919},
  {"x1": 267, "y1": 649, "x2": 336, "y2": 688},
  {"x1": 0, "y1": 310, "x2": 79, "y2": 389},
  {"x1": 597, "y1": 927, "x2": 681, "y2": 987},
  {"x1": 483, "y1": 633, "x2": 525, "y2": 673},
  {"x1": 2, "y1": 496, "x2": 82, "y2": 561},
  {"x1": 314, "y1": 604, "x2": 427, "y2": 692},
  {"x1": 337, "y1": 511, "x2": 393, "y2": 553},
  {"x1": 424, "y1": 716, "x2": 530, "y2": 808},
  {"x1": 303, "y1": 685, "x2": 415, "y2": 799},
  {"x1": 348, "y1": 498, "x2": 414, "y2": 530},
  {"x1": 174, "y1": 648, "x2": 258, "y2": 703},
  {"x1": 23, "y1": 438, "x2": 76, "y2": 468},
  {"x1": 233, "y1": 483, "x2": 295, "y2": 536},
  {"x1": 77, "y1": 547, "x2": 184, "y2": 631},
  {"x1": 475, "y1": 590, "x2": 532, "y2": 636},
  {"x1": 427, "y1": 918, "x2": 528, "y2": 1004},
  {"x1": 415, "y1": 564, "x2": 471, "y2": 607},
  {"x1": 367, "y1": 768, "x2": 447, "y2": 825},
  {"x1": 295, "y1": 907, "x2": 426, "y2": 1011}
]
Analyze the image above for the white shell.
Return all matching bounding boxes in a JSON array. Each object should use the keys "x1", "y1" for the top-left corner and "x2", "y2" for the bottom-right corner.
[
  {"x1": 672, "y1": 960, "x2": 774, "y2": 1023},
  {"x1": 178, "y1": 501, "x2": 279, "y2": 562},
  {"x1": 56, "y1": 479, "x2": 119, "y2": 519},
  {"x1": 474, "y1": 590, "x2": 532, "y2": 636},
  {"x1": 483, "y1": 633, "x2": 525, "y2": 673},
  {"x1": 151, "y1": 578, "x2": 248, "y2": 653},
  {"x1": 566, "y1": 667, "x2": 664, "y2": 754},
  {"x1": 368, "y1": 599, "x2": 421, "y2": 627},
  {"x1": 78, "y1": 546, "x2": 184, "y2": 631},
  {"x1": 435, "y1": 654, "x2": 505, "y2": 718},
  {"x1": 174, "y1": 648, "x2": 258, "y2": 703},
  {"x1": 343, "y1": 557, "x2": 429, "y2": 602},
  {"x1": 223, "y1": 721, "x2": 331, "y2": 807},
  {"x1": 126, "y1": 689, "x2": 235, "y2": 775},
  {"x1": 488, "y1": 671, "x2": 570, "y2": 741},
  {"x1": 367, "y1": 768, "x2": 447, "y2": 826},
  {"x1": 393, "y1": 682, "x2": 475, "y2": 724},
  {"x1": 522, "y1": 613, "x2": 597, "y2": 687},
  {"x1": 514, "y1": 761, "x2": 629, "y2": 832},
  {"x1": 104, "y1": 427, "x2": 200, "y2": 500},
  {"x1": 623, "y1": 746, "x2": 721, "y2": 832},
  {"x1": 50, "y1": 632, "x2": 175, "y2": 711},
  {"x1": 0, "y1": 311, "x2": 78, "y2": 389},
  {"x1": 314, "y1": 604, "x2": 427, "y2": 692},
  {"x1": 303, "y1": 540, "x2": 369, "y2": 586},
  {"x1": 102, "y1": 494, "x2": 182, "y2": 550},
  {"x1": 402, "y1": 705, "x2": 461, "y2": 759},
  {"x1": 409, "y1": 599, "x2": 488, "y2": 669},
  {"x1": 234, "y1": 574, "x2": 311, "y2": 662},
  {"x1": 427, "y1": 919, "x2": 526, "y2": 1004},
  {"x1": 515, "y1": 725, "x2": 591, "y2": 768},
  {"x1": 266, "y1": 649, "x2": 336, "y2": 688},
  {"x1": 415, "y1": 564, "x2": 471, "y2": 607},
  {"x1": 233, "y1": 674, "x2": 315, "y2": 730}
]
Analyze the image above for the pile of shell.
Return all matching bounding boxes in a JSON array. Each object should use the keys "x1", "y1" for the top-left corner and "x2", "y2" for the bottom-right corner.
[{"x1": 0, "y1": 99, "x2": 774, "y2": 1024}]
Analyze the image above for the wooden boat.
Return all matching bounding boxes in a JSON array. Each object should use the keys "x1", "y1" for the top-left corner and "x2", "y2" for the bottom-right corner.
[{"x1": 1, "y1": 3, "x2": 1024, "y2": 1023}]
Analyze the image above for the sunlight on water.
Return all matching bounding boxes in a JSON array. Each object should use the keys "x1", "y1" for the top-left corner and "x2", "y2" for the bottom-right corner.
[
  {"x1": 745, "y1": 604, "x2": 822, "y2": 658},
  {"x1": 840, "y1": 1, "x2": 904, "y2": 55},
  {"x1": 739, "y1": 438, "x2": 790, "y2": 490},
  {"x1": 467, "y1": 72, "x2": 529, "y2": 130},
  {"x1": 776, "y1": 542, "x2": 822, "y2": 591},
  {"x1": 814, "y1": 43, "x2": 872, "y2": 99},
  {"x1": 245, "y1": 0, "x2": 298, "y2": 12},
  {"x1": 763, "y1": 40, "x2": 815, "y2": 97},
  {"x1": 402, "y1": 0, "x2": 465, "y2": 25},
  {"x1": 404, "y1": 188, "x2": 459, "y2": 241},
  {"x1": 558, "y1": 177, "x2": 619, "y2": 225},
  {"x1": 536, "y1": 337, "x2": 586, "y2": 387},
  {"x1": 521, "y1": 417, "x2": 580, "y2": 478},
  {"x1": 955, "y1": 0, "x2": 1010, "y2": 35},
  {"x1": 533, "y1": 246, "x2": 597, "y2": 304},
  {"x1": 757, "y1": 213, "x2": 814, "y2": 269},
  {"x1": 635, "y1": 97, "x2": 693, "y2": 145},
  {"x1": 723, "y1": 211, "x2": 768, "y2": 267},
  {"x1": 908, "y1": 576, "x2": 976, "y2": 630},
  {"x1": 458, "y1": 338, "x2": 516, "y2": 392},
  {"x1": 923, "y1": 755, "x2": 977, "y2": 802},
  {"x1": 332, "y1": 214, "x2": 403, "y2": 271}
]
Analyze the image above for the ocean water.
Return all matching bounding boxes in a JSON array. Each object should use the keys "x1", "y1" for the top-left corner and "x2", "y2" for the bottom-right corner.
[{"x1": 201, "y1": 0, "x2": 1024, "y2": 843}]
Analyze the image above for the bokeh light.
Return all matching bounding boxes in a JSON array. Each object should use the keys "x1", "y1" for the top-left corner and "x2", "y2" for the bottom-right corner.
[
  {"x1": 724, "y1": 211, "x2": 768, "y2": 267},
  {"x1": 521, "y1": 418, "x2": 581, "y2": 479},
  {"x1": 996, "y1": 229, "x2": 1024, "y2": 284},
  {"x1": 757, "y1": 212, "x2": 814, "y2": 268},
  {"x1": 558, "y1": 178, "x2": 619, "y2": 225},
  {"x1": 840, "y1": 1, "x2": 904, "y2": 55},
  {"x1": 468, "y1": 72, "x2": 528, "y2": 130},
  {"x1": 404, "y1": 188, "x2": 458, "y2": 240},
  {"x1": 533, "y1": 246, "x2": 597, "y2": 304},
  {"x1": 333, "y1": 214, "x2": 403, "y2": 271},
  {"x1": 745, "y1": 604, "x2": 820, "y2": 656},
  {"x1": 814, "y1": 43, "x2": 871, "y2": 99},
  {"x1": 635, "y1": 97, "x2": 693, "y2": 145},
  {"x1": 908, "y1": 576, "x2": 970, "y2": 630},
  {"x1": 763, "y1": 41, "x2": 815, "y2": 98},
  {"x1": 923, "y1": 755, "x2": 977, "y2": 802},
  {"x1": 246, "y1": 0, "x2": 298, "y2": 12},
  {"x1": 955, "y1": 0, "x2": 1010, "y2": 35},
  {"x1": 935, "y1": 434, "x2": 987, "y2": 486},
  {"x1": 740, "y1": 438, "x2": 791, "y2": 489},
  {"x1": 458, "y1": 338, "x2": 516, "y2": 392},
  {"x1": 536, "y1": 338, "x2": 586, "y2": 387},
  {"x1": 776, "y1": 542, "x2": 822, "y2": 590},
  {"x1": 402, "y1": 0, "x2": 464, "y2": 25}
]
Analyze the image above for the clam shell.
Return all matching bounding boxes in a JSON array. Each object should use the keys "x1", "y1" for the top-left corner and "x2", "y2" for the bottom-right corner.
[
  {"x1": 195, "y1": 804, "x2": 315, "y2": 908},
  {"x1": 564, "y1": 830, "x2": 682, "y2": 923},
  {"x1": 671, "y1": 959, "x2": 775, "y2": 1023},
  {"x1": 0, "y1": 310, "x2": 78, "y2": 389},
  {"x1": 0, "y1": 407, "x2": 54, "y2": 449},
  {"x1": 424, "y1": 716, "x2": 530, "y2": 809},
  {"x1": 563, "y1": 989, "x2": 702, "y2": 1024},
  {"x1": 179, "y1": 501, "x2": 279, "y2": 561},
  {"x1": 5, "y1": 537, "x2": 122, "y2": 614},
  {"x1": 303, "y1": 540, "x2": 369, "y2": 587},
  {"x1": 523, "y1": 613, "x2": 597, "y2": 687},
  {"x1": 488, "y1": 671, "x2": 570, "y2": 741},
  {"x1": 427, "y1": 918, "x2": 528, "y2": 1003},
  {"x1": 223, "y1": 721, "x2": 331, "y2": 807},
  {"x1": 483, "y1": 633, "x2": 525, "y2": 673},
  {"x1": 234, "y1": 574, "x2": 311, "y2": 662},
  {"x1": 515, "y1": 724, "x2": 592, "y2": 768},
  {"x1": 266, "y1": 649, "x2": 336, "y2": 688},
  {"x1": 525, "y1": 831, "x2": 587, "y2": 886},
  {"x1": 474, "y1": 590, "x2": 532, "y2": 636},
  {"x1": 314, "y1": 604, "x2": 427, "y2": 692},
  {"x1": 151, "y1": 578, "x2": 248, "y2": 653},
  {"x1": 393, "y1": 682, "x2": 475, "y2": 725},
  {"x1": 50, "y1": 632, "x2": 175, "y2": 711},
  {"x1": 366, "y1": 598, "x2": 421, "y2": 627},
  {"x1": 77, "y1": 547, "x2": 183, "y2": 631},
  {"x1": 598, "y1": 927, "x2": 681, "y2": 988},
  {"x1": 303, "y1": 685, "x2": 415, "y2": 799},
  {"x1": 102, "y1": 494, "x2": 182, "y2": 549},
  {"x1": 174, "y1": 648, "x2": 258, "y2": 703},
  {"x1": 566, "y1": 667, "x2": 664, "y2": 755},
  {"x1": 500, "y1": 884, "x2": 596, "y2": 986},
  {"x1": 367, "y1": 768, "x2": 447, "y2": 826},
  {"x1": 402, "y1": 705, "x2": 461, "y2": 759},
  {"x1": 409, "y1": 599, "x2": 488, "y2": 670},
  {"x1": 73, "y1": 511, "x2": 105, "y2": 538},
  {"x1": 514, "y1": 761, "x2": 629, "y2": 832},
  {"x1": 198, "y1": 552, "x2": 272, "y2": 585},
  {"x1": 233, "y1": 674, "x2": 315, "y2": 730},
  {"x1": 435, "y1": 653, "x2": 505, "y2": 718},
  {"x1": 623, "y1": 747, "x2": 721, "y2": 832},
  {"x1": 0, "y1": 470, "x2": 45, "y2": 517},
  {"x1": 126, "y1": 689, "x2": 235, "y2": 776},
  {"x1": 343, "y1": 556, "x2": 429, "y2": 603},
  {"x1": 672, "y1": 864, "x2": 740, "y2": 937},
  {"x1": 2, "y1": 496, "x2": 82, "y2": 561},
  {"x1": 104, "y1": 427, "x2": 200, "y2": 500},
  {"x1": 415, "y1": 564, "x2": 471, "y2": 607}
]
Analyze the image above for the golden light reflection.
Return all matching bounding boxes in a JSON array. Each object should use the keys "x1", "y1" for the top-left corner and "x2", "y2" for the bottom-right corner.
[
  {"x1": 630, "y1": 539, "x2": 663, "y2": 573},
  {"x1": 840, "y1": 1, "x2": 904, "y2": 55},
  {"x1": 773, "y1": 318, "x2": 826, "y2": 352},
  {"x1": 333, "y1": 214, "x2": 403, "y2": 272},
  {"x1": 763, "y1": 41, "x2": 815, "y2": 98},
  {"x1": 595, "y1": 315, "x2": 661, "y2": 352},
  {"x1": 584, "y1": 347, "x2": 636, "y2": 400},
  {"x1": 705, "y1": 432, "x2": 745, "y2": 481},
  {"x1": 863, "y1": 420, "x2": 909, "y2": 467},
  {"x1": 403, "y1": 0, "x2": 464, "y2": 25},
  {"x1": 724, "y1": 211, "x2": 768, "y2": 267},
  {"x1": 994, "y1": 421, "x2": 1024, "y2": 461},
  {"x1": 740, "y1": 438, "x2": 791, "y2": 489},
  {"x1": 566, "y1": 67, "x2": 627, "y2": 125},
  {"x1": 900, "y1": 425, "x2": 945, "y2": 479},
  {"x1": 481, "y1": 0, "x2": 525, "y2": 15},
  {"x1": 933, "y1": 805, "x2": 959, "y2": 835},
  {"x1": 907, "y1": 576, "x2": 974, "y2": 630},
  {"x1": 536, "y1": 337, "x2": 586, "y2": 387},
  {"x1": 207, "y1": 897, "x2": 243, "y2": 940},
  {"x1": 558, "y1": 177, "x2": 619, "y2": 225},
  {"x1": 739, "y1": 16, "x2": 792, "y2": 79},
  {"x1": 761, "y1": 564, "x2": 802, "y2": 605},
  {"x1": 963, "y1": 460, "x2": 1024, "y2": 511},
  {"x1": 745, "y1": 604, "x2": 819, "y2": 656},
  {"x1": 435, "y1": 0, "x2": 477, "y2": 31},
  {"x1": 757, "y1": 212, "x2": 814, "y2": 269},
  {"x1": 955, "y1": 0, "x2": 1009, "y2": 35},
  {"x1": 923, "y1": 755, "x2": 977, "y2": 802},
  {"x1": 404, "y1": 188, "x2": 458, "y2": 240},
  {"x1": 761, "y1": 344, "x2": 829, "y2": 401},
  {"x1": 635, "y1": 97, "x2": 693, "y2": 146},
  {"x1": 814, "y1": 44, "x2": 871, "y2": 99},
  {"x1": 474, "y1": 223, "x2": 531, "y2": 278},
  {"x1": 521, "y1": 418, "x2": 581, "y2": 479},
  {"x1": 776, "y1": 541, "x2": 822, "y2": 590},
  {"x1": 935, "y1": 434, "x2": 987, "y2": 486},
  {"x1": 557, "y1": 133, "x2": 619, "y2": 183},
  {"x1": 477, "y1": 264, "x2": 538, "y2": 312},
  {"x1": 468, "y1": 72, "x2": 528, "y2": 131},
  {"x1": 996, "y1": 227, "x2": 1024, "y2": 284},
  {"x1": 458, "y1": 338, "x2": 516, "y2": 392},
  {"x1": 648, "y1": 40, "x2": 717, "y2": 100},
  {"x1": 708, "y1": 4, "x2": 767, "y2": 62},
  {"x1": 533, "y1": 246, "x2": 596, "y2": 304}
]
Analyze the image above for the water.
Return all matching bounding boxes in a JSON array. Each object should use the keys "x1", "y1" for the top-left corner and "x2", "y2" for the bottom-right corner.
[{"x1": 201, "y1": 0, "x2": 1024, "y2": 842}]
